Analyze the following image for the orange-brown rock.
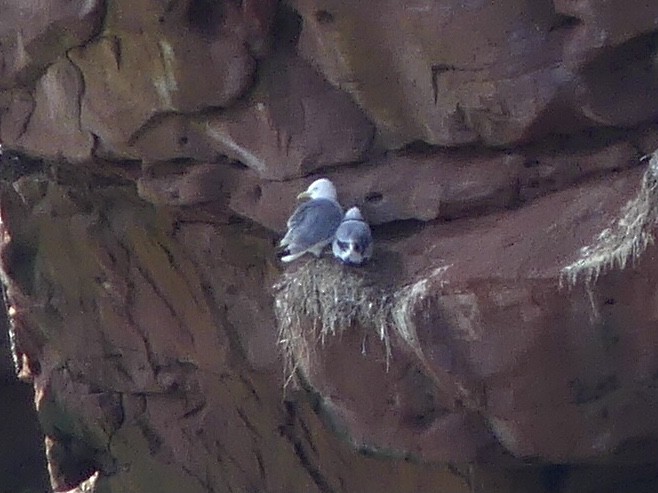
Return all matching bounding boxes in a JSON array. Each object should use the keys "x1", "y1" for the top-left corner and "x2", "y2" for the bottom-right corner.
[
  {"x1": 291, "y1": 0, "x2": 658, "y2": 147},
  {"x1": 286, "y1": 165, "x2": 658, "y2": 463},
  {"x1": 69, "y1": 31, "x2": 255, "y2": 157},
  {"x1": 0, "y1": 0, "x2": 103, "y2": 89},
  {"x1": 131, "y1": 50, "x2": 375, "y2": 180},
  {"x1": 2, "y1": 1, "x2": 658, "y2": 493},
  {"x1": 14, "y1": 60, "x2": 94, "y2": 161}
]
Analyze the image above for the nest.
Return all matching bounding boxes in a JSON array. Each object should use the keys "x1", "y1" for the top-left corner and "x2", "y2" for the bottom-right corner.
[
  {"x1": 273, "y1": 258, "x2": 449, "y2": 388},
  {"x1": 560, "y1": 150, "x2": 658, "y2": 288}
]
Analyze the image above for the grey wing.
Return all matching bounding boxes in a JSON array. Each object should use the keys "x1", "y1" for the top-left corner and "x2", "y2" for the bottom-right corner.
[
  {"x1": 335, "y1": 221, "x2": 372, "y2": 251},
  {"x1": 283, "y1": 199, "x2": 343, "y2": 249}
]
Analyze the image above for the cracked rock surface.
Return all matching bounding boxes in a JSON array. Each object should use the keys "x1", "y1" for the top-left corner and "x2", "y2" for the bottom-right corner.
[{"x1": 2, "y1": 1, "x2": 658, "y2": 492}]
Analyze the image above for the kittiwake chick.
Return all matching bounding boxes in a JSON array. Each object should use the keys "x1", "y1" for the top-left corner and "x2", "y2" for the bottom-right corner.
[
  {"x1": 332, "y1": 206, "x2": 373, "y2": 265},
  {"x1": 279, "y1": 178, "x2": 343, "y2": 263}
]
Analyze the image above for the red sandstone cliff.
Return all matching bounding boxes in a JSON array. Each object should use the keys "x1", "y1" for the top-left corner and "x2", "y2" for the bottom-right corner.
[{"x1": 2, "y1": 1, "x2": 658, "y2": 492}]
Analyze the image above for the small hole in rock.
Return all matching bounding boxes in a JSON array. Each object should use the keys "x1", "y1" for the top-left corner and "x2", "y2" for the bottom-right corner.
[
  {"x1": 604, "y1": 298, "x2": 616, "y2": 305},
  {"x1": 178, "y1": 136, "x2": 189, "y2": 146},
  {"x1": 28, "y1": 357, "x2": 41, "y2": 376},
  {"x1": 186, "y1": 0, "x2": 222, "y2": 35},
  {"x1": 315, "y1": 10, "x2": 334, "y2": 24},
  {"x1": 549, "y1": 14, "x2": 582, "y2": 32},
  {"x1": 228, "y1": 215, "x2": 244, "y2": 225},
  {"x1": 254, "y1": 185, "x2": 262, "y2": 200},
  {"x1": 365, "y1": 192, "x2": 383, "y2": 204},
  {"x1": 228, "y1": 159, "x2": 249, "y2": 170},
  {"x1": 272, "y1": 4, "x2": 303, "y2": 47}
]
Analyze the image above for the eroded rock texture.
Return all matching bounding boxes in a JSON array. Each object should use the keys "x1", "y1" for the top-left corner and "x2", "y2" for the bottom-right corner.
[
  {"x1": 2, "y1": 0, "x2": 658, "y2": 492},
  {"x1": 0, "y1": 294, "x2": 50, "y2": 493}
]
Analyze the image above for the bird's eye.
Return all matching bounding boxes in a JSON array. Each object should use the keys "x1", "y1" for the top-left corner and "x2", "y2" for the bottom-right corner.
[
  {"x1": 337, "y1": 241, "x2": 349, "y2": 250},
  {"x1": 354, "y1": 244, "x2": 361, "y2": 253}
]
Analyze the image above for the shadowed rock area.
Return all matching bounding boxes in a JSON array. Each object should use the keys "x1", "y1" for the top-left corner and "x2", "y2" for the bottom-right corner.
[
  {"x1": 0, "y1": 301, "x2": 50, "y2": 493},
  {"x1": 2, "y1": 1, "x2": 658, "y2": 492}
]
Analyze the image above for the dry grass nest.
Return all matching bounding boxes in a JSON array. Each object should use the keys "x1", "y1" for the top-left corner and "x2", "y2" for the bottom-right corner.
[
  {"x1": 273, "y1": 258, "x2": 449, "y2": 388},
  {"x1": 560, "y1": 149, "x2": 658, "y2": 288}
]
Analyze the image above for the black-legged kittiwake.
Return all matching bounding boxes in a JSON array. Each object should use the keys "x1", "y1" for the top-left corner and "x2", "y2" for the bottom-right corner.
[
  {"x1": 279, "y1": 178, "x2": 343, "y2": 263},
  {"x1": 332, "y1": 206, "x2": 373, "y2": 265}
]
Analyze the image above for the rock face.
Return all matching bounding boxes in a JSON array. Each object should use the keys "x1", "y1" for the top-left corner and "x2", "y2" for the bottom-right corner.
[
  {"x1": 2, "y1": 1, "x2": 658, "y2": 492},
  {"x1": 0, "y1": 0, "x2": 104, "y2": 89},
  {"x1": 291, "y1": 0, "x2": 658, "y2": 148},
  {"x1": 0, "y1": 299, "x2": 50, "y2": 493},
  {"x1": 275, "y1": 164, "x2": 658, "y2": 463}
]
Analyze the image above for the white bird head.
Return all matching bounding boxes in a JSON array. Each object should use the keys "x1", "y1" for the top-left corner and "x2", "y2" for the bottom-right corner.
[
  {"x1": 344, "y1": 206, "x2": 364, "y2": 221},
  {"x1": 297, "y1": 178, "x2": 338, "y2": 201}
]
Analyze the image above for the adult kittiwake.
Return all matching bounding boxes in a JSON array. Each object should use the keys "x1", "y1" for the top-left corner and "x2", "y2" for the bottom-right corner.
[
  {"x1": 279, "y1": 178, "x2": 343, "y2": 263},
  {"x1": 332, "y1": 206, "x2": 373, "y2": 265}
]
